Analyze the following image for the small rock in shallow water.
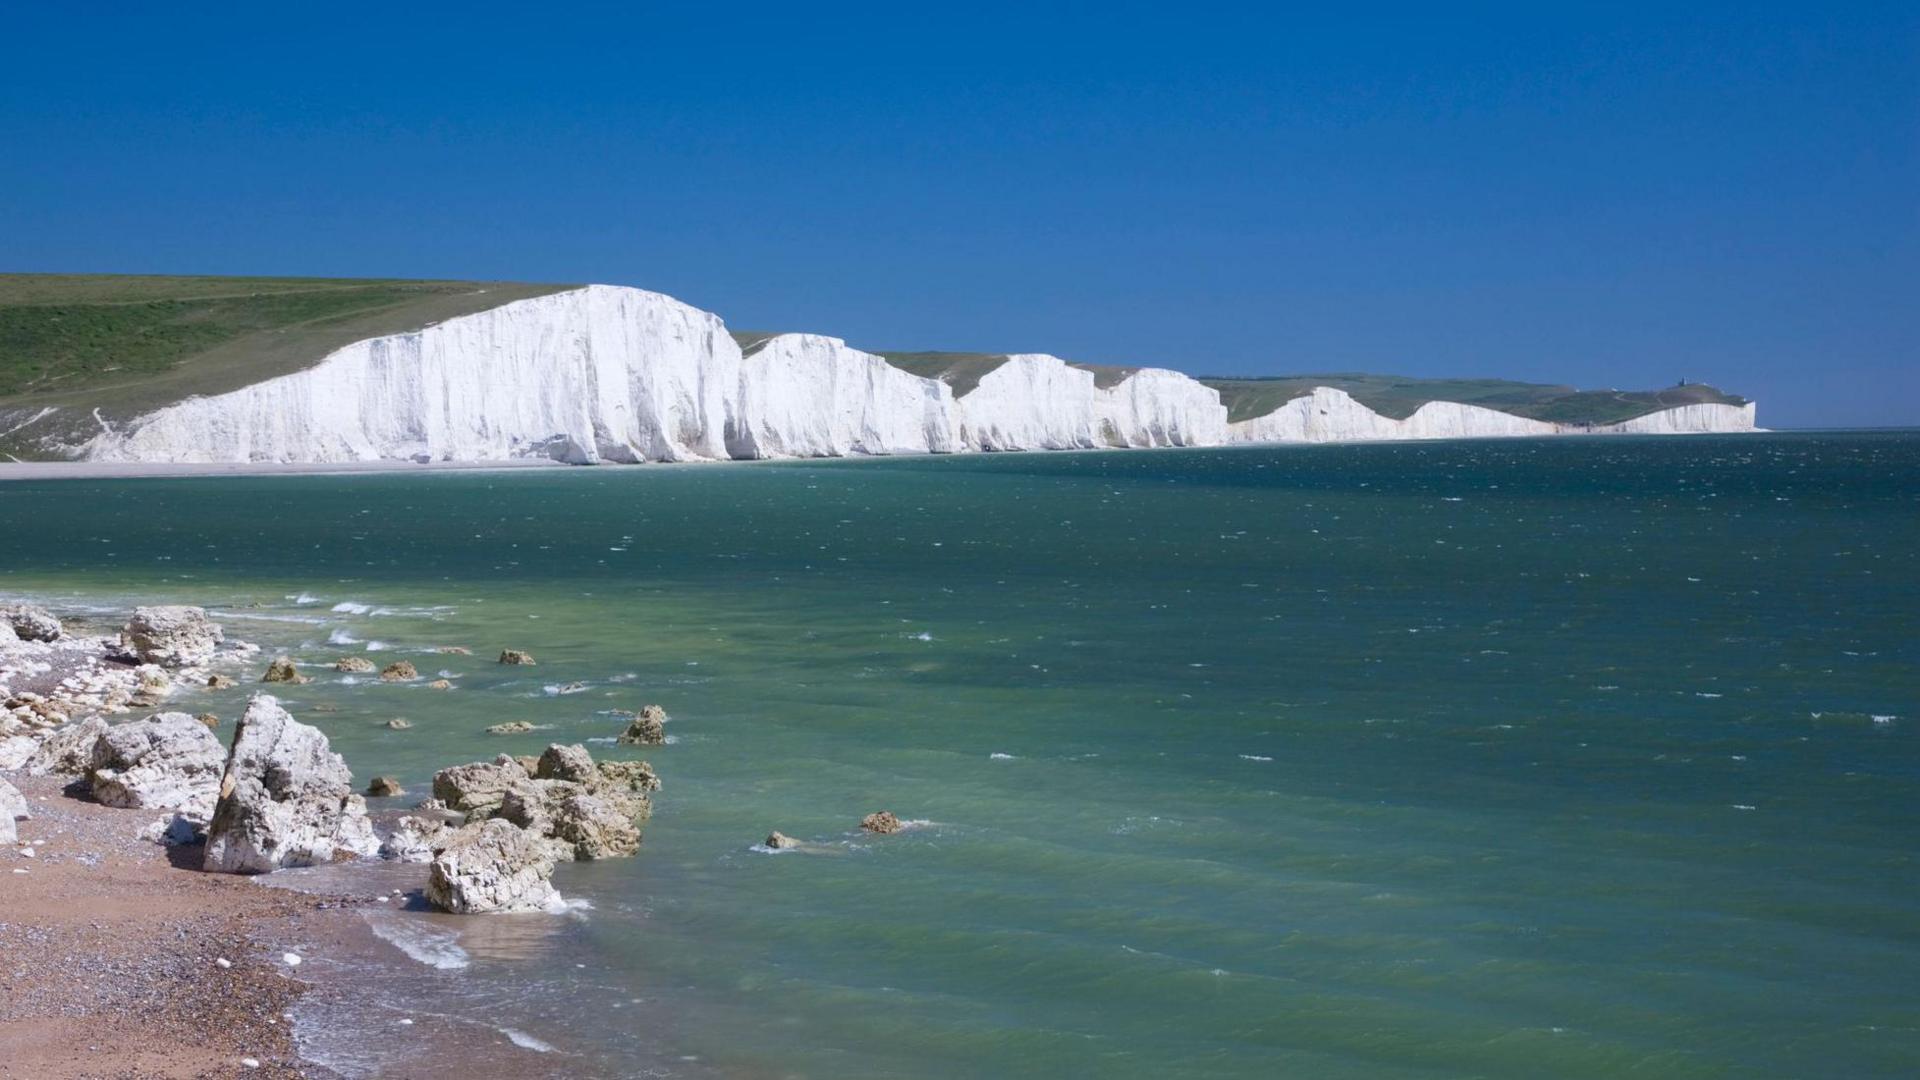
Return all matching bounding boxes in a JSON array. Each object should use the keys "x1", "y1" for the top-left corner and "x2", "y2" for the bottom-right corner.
[
  {"x1": 497, "y1": 649, "x2": 535, "y2": 666},
  {"x1": 197, "y1": 713, "x2": 220, "y2": 728},
  {"x1": 334, "y1": 656, "x2": 375, "y2": 674},
  {"x1": 617, "y1": 704, "x2": 668, "y2": 746},
  {"x1": 427, "y1": 679, "x2": 453, "y2": 690},
  {"x1": 206, "y1": 673, "x2": 237, "y2": 690},
  {"x1": 385, "y1": 718, "x2": 413, "y2": 730},
  {"x1": 379, "y1": 661, "x2": 419, "y2": 682},
  {"x1": 860, "y1": 811, "x2": 903, "y2": 834},
  {"x1": 487, "y1": 721, "x2": 536, "y2": 735},
  {"x1": 261, "y1": 656, "x2": 310, "y2": 685},
  {"x1": 765, "y1": 831, "x2": 801, "y2": 850},
  {"x1": 437, "y1": 646, "x2": 473, "y2": 655},
  {"x1": 367, "y1": 776, "x2": 405, "y2": 798}
]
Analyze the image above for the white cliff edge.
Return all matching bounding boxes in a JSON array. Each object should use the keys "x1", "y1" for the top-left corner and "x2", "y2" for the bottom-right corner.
[{"x1": 78, "y1": 285, "x2": 1755, "y2": 464}]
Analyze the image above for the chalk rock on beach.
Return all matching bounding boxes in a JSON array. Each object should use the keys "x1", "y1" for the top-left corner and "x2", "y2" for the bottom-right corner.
[
  {"x1": 202, "y1": 695, "x2": 379, "y2": 873},
  {"x1": 1, "y1": 778, "x2": 28, "y2": 823},
  {"x1": 425, "y1": 818, "x2": 562, "y2": 913},
  {"x1": 432, "y1": 755, "x2": 531, "y2": 819},
  {"x1": 88, "y1": 712, "x2": 225, "y2": 818},
  {"x1": 2, "y1": 604, "x2": 63, "y2": 643},
  {"x1": 0, "y1": 776, "x2": 18, "y2": 844},
  {"x1": 379, "y1": 814, "x2": 454, "y2": 863},
  {"x1": 23, "y1": 716, "x2": 110, "y2": 776},
  {"x1": 0, "y1": 735, "x2": 38, "y2": 770},
  {"x1": 120, "y1": 606, "x2": 222, "y2": 666}
]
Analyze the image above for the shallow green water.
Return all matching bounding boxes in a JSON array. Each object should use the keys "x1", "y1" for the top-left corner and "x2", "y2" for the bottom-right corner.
[{"x1": 3, "y1": 433, "x2": 1916, "y2": 1078}]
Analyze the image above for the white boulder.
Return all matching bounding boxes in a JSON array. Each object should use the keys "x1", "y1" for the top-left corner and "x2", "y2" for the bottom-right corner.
[
  {"x1": 120, "y1": 606, "x2": 225, "y2": 667},
  {"x1": 379, "y1": 814, "x2": 455, "y2": 863},
  {"x1": 0, "y1": 735, "x2": 37, "y2": 770},
  {"x1": 1, "y1": 778, "x2": 27, "y2": 822},
  {"x1": 88, "y1": 712, "x2": 226, "y2": 818},
  {"x1": 202, "y1": 695, "x2": 379, "y2": 873},
  {"x1": 22, "y1": 716, "x2": 109, "y2": 776},
  {"x1": 425, "y1": 818, "x2": 563, "y2": 913},
  {"x1": 1, "y1": 604, "x2": 62, "y2": 642}
]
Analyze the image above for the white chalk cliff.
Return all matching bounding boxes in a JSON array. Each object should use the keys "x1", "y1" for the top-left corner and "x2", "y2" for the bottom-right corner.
[{"x1": 80, "y1": 285, "x2": 1756, "y2": 464}]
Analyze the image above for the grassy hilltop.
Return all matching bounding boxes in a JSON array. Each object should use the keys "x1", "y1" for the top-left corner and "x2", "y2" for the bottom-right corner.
[
  {"x1": 0, "y1": 274, "x2": 1743, "y2": 459},
  {"x1": 0, "y1": 274, "x2": 572, "y2": 409}
]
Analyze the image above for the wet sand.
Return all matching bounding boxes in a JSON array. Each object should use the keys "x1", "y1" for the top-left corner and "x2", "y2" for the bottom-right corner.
[{"x1": 0, "y1": 774, "x2": 330, "y2": 1078}]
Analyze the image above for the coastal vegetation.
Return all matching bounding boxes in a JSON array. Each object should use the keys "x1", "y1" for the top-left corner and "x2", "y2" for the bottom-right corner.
[{"x1": 0, "y1": 273, "x2": 572, "y2": 408}]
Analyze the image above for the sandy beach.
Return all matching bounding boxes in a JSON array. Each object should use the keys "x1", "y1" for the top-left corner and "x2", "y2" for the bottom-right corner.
[{"x1": 0, "y1": 773, "x2": 331, "y2": 1079}]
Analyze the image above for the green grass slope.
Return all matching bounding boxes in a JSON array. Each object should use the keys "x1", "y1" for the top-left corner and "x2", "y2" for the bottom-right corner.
[{"x1": 0, "y1": 274, "x2": 573, "y2": 410}]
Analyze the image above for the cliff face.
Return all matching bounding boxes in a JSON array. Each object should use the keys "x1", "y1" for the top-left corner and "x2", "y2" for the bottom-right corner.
[
  {"x1": 1584, "y1": 402, "x2": 1759, "y2": 435},
  {"x1": 1226, "y1": 388, "x2": 1561, "y2": 443},
  {"x1": 90, "y1": 286, "x2": 742, "y2": 465},
  {"x1": 77, "y1": 285, "x2": 1756, "y2": 465},
  {"x1": 731, "y1": 333, "x2": 960, "y2": 459}
]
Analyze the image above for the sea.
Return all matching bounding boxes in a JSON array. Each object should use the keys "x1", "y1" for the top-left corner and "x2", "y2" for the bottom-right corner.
[{"x1": 1, "y1": 431, "x2": 1914, "y2": 1078}]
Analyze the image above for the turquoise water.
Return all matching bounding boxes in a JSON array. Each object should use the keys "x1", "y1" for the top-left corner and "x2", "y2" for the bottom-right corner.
[{"x1": 2, "y1": 433, "x2": 1916, "y2": 1078}]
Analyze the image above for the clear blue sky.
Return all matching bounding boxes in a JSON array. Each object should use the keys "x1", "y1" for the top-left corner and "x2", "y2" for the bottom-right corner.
[{"x1": 2, "y1": 3, "x2": 1913, "y2": 426}]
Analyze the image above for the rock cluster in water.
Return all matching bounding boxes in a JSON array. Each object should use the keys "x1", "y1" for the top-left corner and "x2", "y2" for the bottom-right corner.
[{"x1": 1, "y1": 599, "x2": 686, "y2": 918}]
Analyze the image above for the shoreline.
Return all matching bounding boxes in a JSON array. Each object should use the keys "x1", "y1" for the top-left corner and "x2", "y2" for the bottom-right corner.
[
  {"x1": 0, "y1": 459, "x2": 570, "y2": 482},
  {"x1": 0, "y1": 427, "x2": 1785, "y2": 483},
  {"x1": 0, "y1": 772, "x2": 336, "y2": 1078},
  {"x1": 1, "y1": 597, "x2": 660, "y2": 1078}
]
